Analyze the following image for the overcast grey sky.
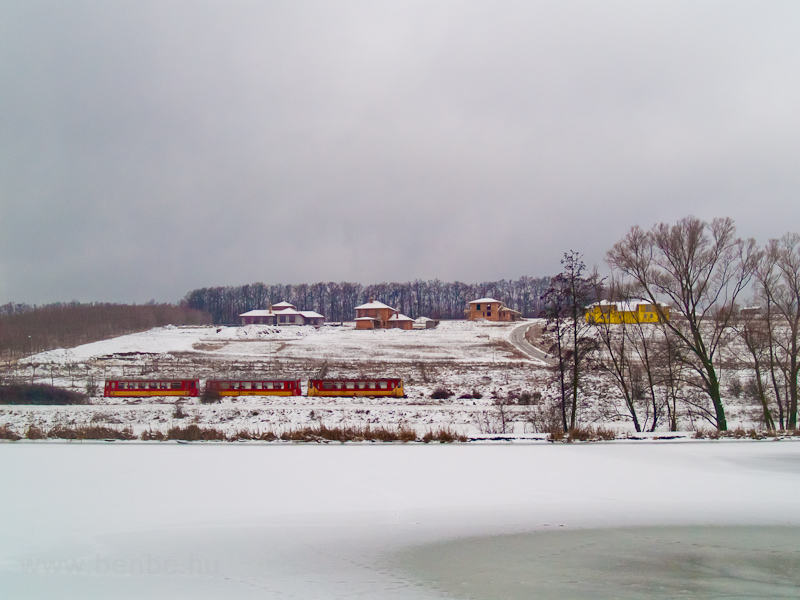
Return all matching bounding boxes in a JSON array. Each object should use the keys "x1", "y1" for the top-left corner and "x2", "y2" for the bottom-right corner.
[{"x1": 2, "y1": 0, "x2": 799, "y2": 304}]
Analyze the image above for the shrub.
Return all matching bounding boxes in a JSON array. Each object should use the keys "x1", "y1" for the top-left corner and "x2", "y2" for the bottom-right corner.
[
  {"x1": 727, "y1": 376, "x2": 743, "y2": 399},
  {"x1": 0, "y1": 384, "x2": 88, "y2": 405},
  {"x1": 199, "y1": 388, "x2": 222, "y2": 404},
  {"x1": 173, "y1": 403, "x2": 188, "y2": 419},
  {"x1": 430, "y1": 387, "x2": 453, "y2": 399}
]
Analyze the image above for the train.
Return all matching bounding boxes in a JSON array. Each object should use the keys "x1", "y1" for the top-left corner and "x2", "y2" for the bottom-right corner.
[{"x1": 103, "y1": 377, "x2": 404, "y2": 398}]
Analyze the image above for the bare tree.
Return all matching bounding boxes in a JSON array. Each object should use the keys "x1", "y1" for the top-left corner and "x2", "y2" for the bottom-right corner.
[
  {"x1": 730, "y1": 309, "x2": 777, "y2": 430},
  {"x1": 607, "y1": 216, "x2": 759, "y2": 430},
  {"x1": 756, "y1": 233, "x2": 800, "y2": 429},
  {"x1": 542, "y1": 251, "x2": 598, "y2": 431}
]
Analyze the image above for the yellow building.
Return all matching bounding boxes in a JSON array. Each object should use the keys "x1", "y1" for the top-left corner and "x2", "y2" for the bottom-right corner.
[{"x1": 585, "y1": 299, "x2": 670, "y2": 324}]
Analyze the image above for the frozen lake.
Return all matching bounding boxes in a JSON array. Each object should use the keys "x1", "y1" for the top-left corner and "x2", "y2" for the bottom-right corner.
[
  {"x1": 2, "y1": 441, "x2": 800, "y2": 598},
  {"x1": 397, "y1": 525, "x2": 800, "y2": 599}
]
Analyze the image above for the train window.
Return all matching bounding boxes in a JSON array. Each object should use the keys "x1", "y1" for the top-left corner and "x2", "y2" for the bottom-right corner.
[
  {"x1": 335, "y1": 382, "x2": 343, "y2": 390},
  {"x1": 243, "y1": 382, "x2": 251, "y2": 390},
  {"x1": 254, "y1": 382, "x2": 262, "y2": 390},
  {"x1": 119, "y1": 382, "x2": 126, "y2": 390},
  {"x1": 264, "y1": 382, "x2": 273, "y2": 389},
  {"x1": 274, "y1": 382, "x2": 283, "y2": 390},
  {"x1": 368, "y1": 382, "x2": 376, "y2": 389},
  {"x1": 379, "y1": 382, "x2": 388, "y2": 390},
  {"x1": 172, "y1": 382, "x2": 181, "y2": 390},
  {"x1": 357, "y1": 382, "x2": 366, "y2": 390},
  {"x1": 323, "y1": 382, "x2": 333, "y2": 390},
  {"x1": 221, "y1": 382, "x2": 230, "y2": 390},
  {"x1": 346, "y1": 382, "x2": 355, "y2": 390},
  {"x1": 232, "y1": 382, "x2": 240, "y2": 390}
]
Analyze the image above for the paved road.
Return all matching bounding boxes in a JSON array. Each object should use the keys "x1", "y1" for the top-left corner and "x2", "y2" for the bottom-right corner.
[{"x1": 509, "y1": 320, "x2": 557, "y2": 366}]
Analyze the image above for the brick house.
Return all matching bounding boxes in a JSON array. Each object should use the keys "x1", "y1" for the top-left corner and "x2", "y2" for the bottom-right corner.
[
  {"x1": 239, "y1": 302, "x2": 324, "y2": 326},
  {"x1": 466, "y1": 298, "x2": 522, "y2": 322},
  {"x1": 354, "y1": 298, "x2": 413, "y2": 330}
]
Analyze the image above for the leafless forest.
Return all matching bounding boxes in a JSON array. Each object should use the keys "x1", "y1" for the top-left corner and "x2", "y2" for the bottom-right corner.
[
  {"x1": 181, "y1": 277, "x2": 552, "y2": 324},
  {"x1": 0, "y1": 303, "x2": 211, "y2": 362}
]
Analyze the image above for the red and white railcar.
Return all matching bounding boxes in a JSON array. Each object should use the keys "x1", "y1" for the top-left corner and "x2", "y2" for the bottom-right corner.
[
  {"x1": 205, "y1": 379, "x2": 302, "y2": 396},
  {"x1": 306, "y1": 378, "x2": 404, "y2": 397},
  {"x1": 104, "y1": 379, "x2": 199, "y2": 397}
]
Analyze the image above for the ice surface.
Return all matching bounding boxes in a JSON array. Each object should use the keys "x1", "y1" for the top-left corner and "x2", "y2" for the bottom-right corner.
[{"x1": 2, "y1": 441, "x2": 800, "y2": 598}]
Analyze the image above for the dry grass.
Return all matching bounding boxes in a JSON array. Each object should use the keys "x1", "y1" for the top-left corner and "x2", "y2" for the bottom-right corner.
[
  {"x1": 141, "y1": 429, "x2": 166, "y2": 441},
  {"x1": 280, "y1": 424, "x2": 418, "y2": 443},
  {"x1": 166, "y1": 424, "x2": 228, "y2": 441},
  {"x1": 4, "y1": 421, "x2": 462, "y2": 444},
  {"x1": 693, "y1": 427, "x2": 784, "y2": 440},
  {"x1": 25, "y1": 425, "x2": 47, "y2": 440},
  {"x1": 421, "y1": 427, "x2": 468, "y2": 443},
  {"x1": 46, "y1": 425, "x2": 137, "y2": 440},
  {"x1": 0, "y1": 424, "x2": 21, "y2": 440},
  {"x1": 548, "y1": 426, "x2": 617, "y2": 442}
]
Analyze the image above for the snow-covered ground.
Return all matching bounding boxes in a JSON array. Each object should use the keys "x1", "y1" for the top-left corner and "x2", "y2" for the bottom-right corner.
[
  {"x1": 0, "y1": 320, "x2": 771, "y2": 437},
  {"x1": 2, "y1": 321, "x2": 559, "y2": 438},
  {"x1": 2, "y1": 441, "x2": 799, "y2": 598}
]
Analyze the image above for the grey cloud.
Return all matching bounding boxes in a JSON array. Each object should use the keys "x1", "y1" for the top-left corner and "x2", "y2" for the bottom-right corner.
[{"x1": 2, "y1": 0, "x2": 800, "y2": 303}]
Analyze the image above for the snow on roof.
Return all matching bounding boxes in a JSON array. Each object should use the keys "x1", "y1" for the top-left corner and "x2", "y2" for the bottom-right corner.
[
  {"x1": 499, "y1": 306, "x2": 522, "y2": 314},
  {"x1": 239, "y1": 309, "x2": 274, "y2": 317},
  {"x1": 388, "y1": 313, "x2": 413, "y2": 321},
  {"x1": 272, "y1": 301, "x2": 295, "y2": 309},
  {"x1": 354, "y1": 316, "x2": 378, "y2": 321},
  {"x1": 588, "y1": 299, "x2": 669, "y2": 312},
  {"x1": 354, "y1": 300, "x2": 395, "y2": 310},
  {"x1": 468, "y1": 298, "x2": 501, "y2": 304},
  {"x1": 274, "y1": 307, "x2": 302, "y2": 316},
  {"x1": 299, "y1": 311, "x2": 324, "y2": 319}
]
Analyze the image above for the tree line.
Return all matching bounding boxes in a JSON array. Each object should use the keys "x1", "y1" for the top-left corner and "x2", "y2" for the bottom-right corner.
[
  {"x1": 181, "y1": 277, "x2": 552, "y2": 324},
  {"x1": 0, "y1": 303, "x2": 211, "y2": 362},
  {"x1": 544, "y1": 216, "x2": 800, "y2": 432}
]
